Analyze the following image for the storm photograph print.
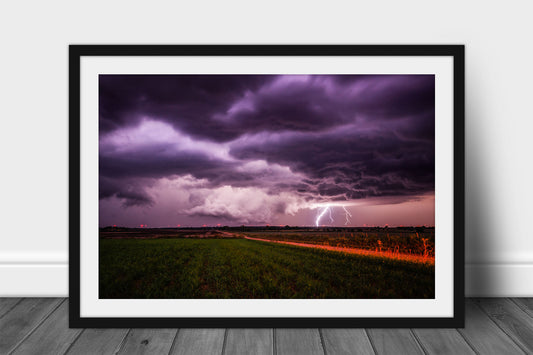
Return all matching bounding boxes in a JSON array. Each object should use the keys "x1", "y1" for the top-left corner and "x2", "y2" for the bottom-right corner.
[{"x1": 98, "y1": 74, "x2": 435, "y2": 300}]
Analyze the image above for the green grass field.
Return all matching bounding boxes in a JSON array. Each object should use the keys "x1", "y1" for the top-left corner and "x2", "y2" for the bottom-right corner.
[{"x1": 99, "y1": 238, "x2": 434, "y2": 299}]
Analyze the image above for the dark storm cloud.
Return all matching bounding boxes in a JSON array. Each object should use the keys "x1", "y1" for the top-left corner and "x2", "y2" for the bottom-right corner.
[
  {"x1": 100, "y1": 147, "x2": 232, "y2": 180},
  {"x1": 99, "y1": 176, "x2": 154, "y2": 207},
  {"x1": 334, "y1": 75, "x2": 435, "y2": 121},
  {"x1": 101, "y1": 75, "x2": 433, "y2": 142},
  {"x1": 99, "y1": 74, "x2": 434, "y2": 211},
  {"x1": 99, "y1": 75, "x2": 275, "y2": 140},
  {"x1": 229, "y1": 125, "x2": 434, "y2": 201}
]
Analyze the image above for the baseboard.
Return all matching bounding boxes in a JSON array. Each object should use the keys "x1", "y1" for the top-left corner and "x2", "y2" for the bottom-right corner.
[
  {"x1": 465, "y1": 263, "x2": 533, "y2": 297},
  {"x1": 1, "y1": 262, "x2": 532, "y2": 297},
  {"x1": 0, "y1": 264, "x2": 68, "y2": 296}
]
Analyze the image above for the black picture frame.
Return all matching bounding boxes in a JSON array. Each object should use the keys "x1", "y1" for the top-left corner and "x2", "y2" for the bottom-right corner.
[{"x1": 69, "y1": 45, "x2": 465, "y2": 328}]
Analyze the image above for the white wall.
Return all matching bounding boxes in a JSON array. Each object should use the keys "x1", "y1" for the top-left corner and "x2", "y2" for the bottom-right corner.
[{"x1": 1, "y1": 1, "x2": 531, "y2": 296}]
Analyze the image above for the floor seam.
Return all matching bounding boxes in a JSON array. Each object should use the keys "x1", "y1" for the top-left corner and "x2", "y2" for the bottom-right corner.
[
  {"x1": 363, "y1": 329, "x2": 378, "y2": 355},
  {"x1": 114, "y1": 328, "x2": 132, "y2": 355},
  {"x1": 474, "y1": 299, "x2": 528, "y2": 355},
  {"x1": 273, "y1": 328, "x2": 277, "y2": 355},
  {"x1": 0, "y1": 298, "x2": 24, "y2": 320},
  {"x1": 167, "y1": 328, "x2": 180, "y2": 355},
  {"x1": 7, "y1": 298, "x2": 66, "y2": 355},
  {"x1": 456, "y1": 328, "x2": 481, "y2": 355},
  {"x1": 409, "y1": 329, "x2": 428, "y2": 355},
  {"x1": 318, "y1": 328, "x2": 328, "y2": 355},
  {"x1": 62, "y1": 328, "x2": 85, "y2": 355},
  {"x1": 510, "y1": 298, "x2": 533, "y2": 319},
  {"x1": 221, "y1": 328, "x2": 228, "y2": 355}
]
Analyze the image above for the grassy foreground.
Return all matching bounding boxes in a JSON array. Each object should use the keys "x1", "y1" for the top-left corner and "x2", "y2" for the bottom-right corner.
[{"x1": 99, "y1": 238, "x2": 434, "y2": 299}]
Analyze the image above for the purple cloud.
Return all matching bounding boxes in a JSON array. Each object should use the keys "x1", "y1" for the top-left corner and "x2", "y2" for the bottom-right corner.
[{"x1": 99, "y1": 75, "x2": 435, "y2": 226}]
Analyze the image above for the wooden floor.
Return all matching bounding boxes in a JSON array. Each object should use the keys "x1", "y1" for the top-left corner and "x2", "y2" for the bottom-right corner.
[{"x1": 1, "y1": 299, "x2": 533, "y2": 354}]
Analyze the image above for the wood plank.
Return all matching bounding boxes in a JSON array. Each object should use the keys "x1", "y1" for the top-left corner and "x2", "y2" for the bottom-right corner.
[
  {"x1": 412, "y1": 328, "x2": 475, "y2": 355},
  {"x1": 0, "y1": 298, "x2": 21, "y2": 318},
  {"x1": 2, "y1": 297, "x2": 533, "y2": 355},
  {"x1": 224, "y1": 329, "x2": 273, "y2": 355},
  {"x1": 321, "y1": 329, "x2": 374, "y2": 355},
  {"x1": 65, "y1": 328, "x2": 129, "y2": 355},
  {"x1": 0, "y1": 298, "x2": 63, "y2": 354},
  {"x1": 170, "y1": 329, "x2": 225, "y2": 355},
  {"x1": 366, "y1": 329, "x2": 423, "y2": 355},
  {"x1": 475, "y1": 298, "x2": 533, "y2": 354},
  {"x1": 276, "y1": 329, "x2": 324, "y2": 355},
  {"x1": 11, "y1": 300, "x2": 82, "y2": 355},
  {"x1": 117, "y1": 328, "x2": 177, "y2": 355},
  {"x1": 458, "y1": 299, "x2": 525, "y2": 355},
  {"x1": 512, "y1": 298, "x2": 533, "y2": 318}
]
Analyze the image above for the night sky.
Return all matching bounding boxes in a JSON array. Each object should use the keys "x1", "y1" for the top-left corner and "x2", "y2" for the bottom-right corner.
[{"x1": 99, "y1": 75, "x2": 435, "y2": 227}]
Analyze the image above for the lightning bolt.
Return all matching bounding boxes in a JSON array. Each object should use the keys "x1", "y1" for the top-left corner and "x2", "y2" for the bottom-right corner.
[
  {"x1": 342, "y1": 206, "x2": 352, "y2": 225},
  {"x1": 315, "y1": 205, "x2": 331, "y2": 227},
  {"x1": 315, "y1": 204, "x2": 353, "y2": 227}
]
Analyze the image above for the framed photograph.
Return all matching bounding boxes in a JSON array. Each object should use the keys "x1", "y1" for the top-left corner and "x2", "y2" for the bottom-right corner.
[{"x1": 70, "y1": 45, "x2": 464, "y2": 327}]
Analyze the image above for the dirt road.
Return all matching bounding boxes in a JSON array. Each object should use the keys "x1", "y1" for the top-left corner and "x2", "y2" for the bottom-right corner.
[{"x1": 243, "y1": 235, "x2": 434, "y2": 265}]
